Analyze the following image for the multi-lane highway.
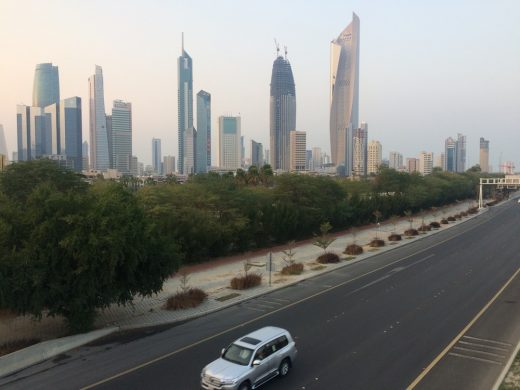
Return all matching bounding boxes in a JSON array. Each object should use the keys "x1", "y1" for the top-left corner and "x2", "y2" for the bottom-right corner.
[{"x1": 2, "y1": 200, "x2": 519, "y2": 390}]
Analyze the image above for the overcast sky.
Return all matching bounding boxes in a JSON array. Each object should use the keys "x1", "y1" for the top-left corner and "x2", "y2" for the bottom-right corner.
[{"x1": 0, "y1": 0, "x2": 519, "y2": 169}]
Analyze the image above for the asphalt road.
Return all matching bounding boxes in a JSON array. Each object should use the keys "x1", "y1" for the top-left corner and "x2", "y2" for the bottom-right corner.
[{"x1": 2, "y1": 200, "x2": 520, "y2": 390}]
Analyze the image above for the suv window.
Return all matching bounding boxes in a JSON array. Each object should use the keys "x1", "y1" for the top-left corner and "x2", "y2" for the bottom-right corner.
[{"x1": 275, "y1": 336, "x2": 288, "y2": 350}]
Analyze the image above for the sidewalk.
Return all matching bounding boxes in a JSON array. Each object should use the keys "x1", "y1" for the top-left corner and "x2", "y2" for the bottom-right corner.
[{"x1": 1, "y1": 200, "x2": 477, "y2": 344}]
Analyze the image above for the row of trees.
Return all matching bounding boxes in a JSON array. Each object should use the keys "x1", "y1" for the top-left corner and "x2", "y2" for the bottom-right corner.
[{"x1": 0, "y1": 161, "x2": 491, "y2": 332}]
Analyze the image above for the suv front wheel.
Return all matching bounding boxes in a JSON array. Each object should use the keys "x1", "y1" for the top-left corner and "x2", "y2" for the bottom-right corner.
[
  {"x1": 238, "y1": 381, "x2": 251, "y2": 390},
  {"x1": 279, "y1": 358, "x2": 291, "y2": 377}
]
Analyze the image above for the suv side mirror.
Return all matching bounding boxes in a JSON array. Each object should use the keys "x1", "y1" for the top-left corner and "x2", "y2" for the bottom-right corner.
[{"x1": 252, "y1": 359, "x2": 262, "y2": 366}]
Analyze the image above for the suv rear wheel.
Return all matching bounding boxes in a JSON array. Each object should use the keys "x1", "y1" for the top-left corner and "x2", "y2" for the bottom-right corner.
[{"x1": 279, "y1": 358, "x2": 291, "y2": 377}]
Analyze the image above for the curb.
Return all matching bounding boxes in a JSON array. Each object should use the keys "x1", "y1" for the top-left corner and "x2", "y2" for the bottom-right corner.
[
  {"x1": 492, "y1": 336, "x2": 520, "y2": 390},
  {"x1": 0, "y1": 327, "x2": 119, "y2": 378}
]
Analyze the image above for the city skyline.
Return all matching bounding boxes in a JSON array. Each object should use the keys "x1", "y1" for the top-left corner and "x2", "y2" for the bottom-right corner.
[{"x1": 0, "y1": 1, "x2": 519, "y2": 169}]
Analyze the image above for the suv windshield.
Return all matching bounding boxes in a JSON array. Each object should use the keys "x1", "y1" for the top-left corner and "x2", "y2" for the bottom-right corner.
[{"x1": 222, "y1": 344, "x2": 254, "y2": 366}]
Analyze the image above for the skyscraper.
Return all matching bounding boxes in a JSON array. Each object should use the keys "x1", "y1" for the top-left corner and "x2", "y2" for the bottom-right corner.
[
  {"x1": 88, "y1": 65, "x2": 109, "y2": 171},
  {"x1": 418, "y1": 151, "x2": 434, "y2": 176},
  {"x1": 389, "y1": 152, "x2": 403, "y2": 170},
  {"x1": 16, "y1": 105, "x2": 30, "y2": 161},
  {"x1": 152, "y1": 138, "x2": 162, "y2": 175},
  {"x1": 330, "y1": 13, "x2": 360, "y2": 175},
  {"x1": 444, "y1": 137, "x2": 456, "y2": 172},
  {"x1": 312, "y1": 147, "x2": 322, "y2": 171},
  {"x1": 163, "y1": 155, "x2": 176, "y2": 175},
  {"x1": 82, "y1": 141, "x2": 89, "y2": 170},
  {"x1": 29, "y1": 106, "x2": 46, "y2": 159},
  {"x1": 455, "y1": 133, "x2": 466, "y2": 172},
  {"x1": 270, "y1": 48, "x2": 296, "y2": 171},
  {"x1": 352, "y1": 122, "x2": 367, "y2": 176},
  {"x1": 43, "y1": 103, "x2": 59, "y2": 155},
  {"x1": 0, "y1": 125, "x2": 7, "y2": 158},
  {"x1": 289, "y1": 130, "x2": 306, "y2": 171},
  {"x1": 178, "y1": 34, "x2": 193, "y2": 174},
  {"x1": 60, "y1": 97, "x2": 82, "y2": 172},
  {"x1": 196, "y1": 90, "x2": 211, "y2": 173},
  {"x1": 184, "y1": 126, "x2": 196, "y2": 175},
  {"x1": 110, "y1": 100, "x2": 132, "y2": 175},
  {"x1": 251, "y1": 140, "x2": 264, "y2": 168},
  {"x1": 219, "y1": 116, "x2": 241, "y2": 170},
  {"x1": 445, "y1": 134, "x2": 466, "y2": 172},
  {"x1": 367, "y1": 140, "x2": 382, "y2": 174},
  {"x1": 480, "y1": 137, "x2": 489, "y2": 173},
  {"x1": 33, "y1": 63, "x2": 60, "y2": 108}
]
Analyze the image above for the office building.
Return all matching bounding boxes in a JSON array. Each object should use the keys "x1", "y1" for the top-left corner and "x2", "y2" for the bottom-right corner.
[
  {"x1": 33, "y1": 63, "x2": 60, "y2": 108},
  {"x1": 88, "y1": 65, "x2": 110, "y2": 171},
  {"x1": 289, "y1": 130, "x2": 306, "y2": 171},
  {"x1": 367, "y1": 140, "x2": 382, "y2": 174},
  {"x1": 163, "y1": 155, "x2": 176, "y2": 175},
  {"x1": 407, "y1": 158, "x2": 419, "y2": 173},
  {"x1": 330, "y1": 13, "x2": 360, "y2": 175},
  {"x1": 43, "y1": 103, "x2": 59, "y2": 156},
  {"x1": 60, "y1": 97, "x2": 82, "y2": 171},
  {"x1": 196, "y1": 90, "x2": 211, "y2": 173},
  {"x1": 82, "y1": 141, "x2": 89, "y2": 170},
  {"x1": 270, "y1": 48, "x2": 296, "y2": 171},
  {"x1": 480, "y1": 137, "x2": 489, "y2": 173},
  {"x1": 184, "y1": 126, "x2": 196, "y2": 175},
  {"x1": 456, "y1": 133, "x2": 466, "y2": 172},
  {"x1": 30, "y1": 106, "x2": 46, "y2": 159},
  {"x1": 219, "y1": 116, "x2": 241, "y2": 170},
  {"x1": 0, "y1": 154, "x2": 6, "y2": 171},
  {"x1": 352, "y1": 123, "x2": 367, "y2": 176},
  {"x1": 178, "y1": 34, "x2": 193, "y2": 174},
  {"x1": 389, "y1": 151, "x2": 403, "y2": 171},
  {"x1": 110, "y1": 100, "x2": 132, "y2": 174},
  {"x1": 251, "y1": 140, "x2": 264, "y2": 168},
  {"x1": 17, "y1": 105, "x2": 30, "y2": 161},
  {"x1": 311, "y1": 147, "x2": 322, "y2": 171},
  {"x1": 444, "y1": 134, "x2": 466, "y2": 173},
  {"x1": 152, "y1": 138, "x2": 162, "y2": 175},
  {"x1": 0, "y1": 124, "x2": 8, "y2": 158},
  {"x1": 418, "y1": 151, "x2": 434, "y2": 175}
]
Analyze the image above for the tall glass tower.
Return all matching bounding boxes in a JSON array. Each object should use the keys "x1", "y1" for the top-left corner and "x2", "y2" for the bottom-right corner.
[
  {"x1": 270, "y1": 49, "x2": 296, "y2": 171},
  {"x1": 110, "y1": 100, "x2": 132, "y2": 175},
  {"x1": 330, "y1": 13, "x2": 360, "y2": 176},
  {"x1": 88, "y1": 65, "x2": 110, "y2": 171},
  {"x1": 178, "y1": 34, "x2": 193, "y2": 174},
  {"x1": 33, "y1": 63, "x2": 60, "y2": 108},
  {"x1": 196, "y1": 90, "x2": 211, "y2": 173},
  {"x1": 152, "y1": 138, "x2": 162, "y2": 175},
  {"x1": 60, "y1": 97, "x2": 83, "y2": 172}
]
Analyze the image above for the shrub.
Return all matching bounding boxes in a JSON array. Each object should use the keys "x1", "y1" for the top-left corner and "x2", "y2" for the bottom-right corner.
[
  {"x1": 165, "y1": 288, "x2": 208, "y2": 310},
  {"x1": 369, "y1": 238, "x2": 385, "y2": 247},
  {"x1": 418, "y1": 224, "x2": 431, "y2": 232},
  {"x1": 404, "y1": 228, "x2": 419, "y2": 236},
  {"x1": 344, "y1": 244, "x2": 363, "y2": 255},
  {"x1": 230, "y1": 273, "x2": 262, "y2": 290},
  {"x1": 447, "y1": 216, "x2": 456, "y2": 221},
  {"x1": 460, "y1": 211, "x2": 468, "y2": 217},
  {"x1": 454, "y1": 214, "x2": 462, "y2": 219},
  {"x1": 317, "y1": 252, "x2": 340, "y2": 264},
  {"x1": 430, "y1": 221, "x2": 441, "y2": 228},
  {"x1": 468, "y1": 207, "x2": 478, "y2": 214},
  {"x1": 281, "y1": 263, "x2": 304, "y2": 275},
  {"x1": 388, "y1": 233, "x2": 402, "y2": 241},
  {"x1": 441, "y1": 219, "x2": 449, "y2": 224}
]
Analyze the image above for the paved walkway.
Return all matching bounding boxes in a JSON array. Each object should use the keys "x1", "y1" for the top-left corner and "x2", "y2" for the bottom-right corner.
[{"x1": 0, "y1": 201, "x2": 477, "y2": 343}]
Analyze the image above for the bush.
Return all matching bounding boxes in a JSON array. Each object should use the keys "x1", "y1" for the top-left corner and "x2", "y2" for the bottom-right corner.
[
  {"x1": 404, "y1": 228, "x2": 419, "y2": 236},
  {"x1": 369, "y1": 238, "x2": 385, "y2": 247},
  {"x1": 447, "y1": 216, "x2": 456, "y2": 221},
  {"x1": 230, "y1": 273, "x2": 262, "y2": 290},
  {"x1": 165, "y1": 288, "x2": 208, "y2": 310},
  {"x1": 468, "y1": 207, "x2": 478, "y2": 214},
  {"x1": 441, "y1": 219, "x2": 449, "y2": 224},
  {"x1": 430, "y1": 221, "x2": 441, "y2": 228},
  {"x1": 281, "y1": 263, "x2": 304, "y2": 275},
  {"x1": 454, "y1": 214, "x2": 462, "y2": 219},
  {"x1": 317, "y1": 252, "x2": 340, "y2": 264},
  {"x1": 388, "y1": 233, "x2": 402, "y2": 241},
  {"x1": 344, "y1": 244, "x2": 363, "y2": 255},
  {"x1": 418, "y1": 224, "x2": 431, "y2": 232},
  {"x1": 460, "y1": 211, "x2": 468, "y2": 217}
]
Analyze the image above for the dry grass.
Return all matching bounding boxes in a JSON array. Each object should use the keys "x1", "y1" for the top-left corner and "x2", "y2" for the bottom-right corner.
[
  {"x1": 230, "y1": 273, "x2": 262, "y2": 290},
  {"x1": 164, "y1": 288, "x2": 208, "y2": 310},
  {"x1": 281, "y1": 263, "x2": 304, "y2": 275}
]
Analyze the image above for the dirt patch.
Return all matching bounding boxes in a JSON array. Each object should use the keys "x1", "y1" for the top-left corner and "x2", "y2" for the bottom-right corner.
[
  {"x1": 501, "y1": 350, "x2": 520, "y2": 389},
  {"x1": 215, "y1": 293, "x2": 241, "y2": 302},
  {"x1": 0, "y1": 338, "x2": 40, "y2": 357}
]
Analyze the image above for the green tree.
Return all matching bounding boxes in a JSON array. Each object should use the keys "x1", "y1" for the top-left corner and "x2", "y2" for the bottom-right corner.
[{"x1": 313, "y1": 222, "x2": 336, "y2": 252}]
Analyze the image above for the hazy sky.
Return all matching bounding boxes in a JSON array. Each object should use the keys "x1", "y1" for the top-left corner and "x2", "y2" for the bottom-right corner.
[{"x1": 1, "y1": 0, "x2": 519, "y2": 169}]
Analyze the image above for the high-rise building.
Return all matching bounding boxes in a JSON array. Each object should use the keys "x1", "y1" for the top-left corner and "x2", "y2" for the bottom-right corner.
[
  {"x1": 60, "y1": 97, "x2": 82, "y2": 172},
  {"x1": 251, "y1": 140, "x2": 264, "y2": 168},
  {"x1": 0, "y1": 125, "x2": 8, "y2": 159},
  {"x1": 367, "y1": 140, "x2": 382, "y2": 174},
  {"x1": 130, "y1": 156, "x2": 139, "y2": 177},
  {"x1": 434, "y1": 153, "x2": 445, "y2": 171},
  {"x1": 418, "y1": 151, "x2": 434, "y2": 176},
  {"x1": 43, "y1": 103, "x2": 59, "y2": 155},
  {"x1": 270, "y1": 49, "x2": 296, "y2": 171},
  {"x1": 0, "y1": 154, "x2": 6, "y2": 171},
  {"x1": 352, "y1": 123, "x2": 367, "y2": 176},
  {"x1": 110, "y1": 100, "x2": 132, "y2": 175},
  {"x1": 152, "y1": 138, "x2": 162, "y2": 175},
  {"x1": 407, "y1": 157, "x2": 419, "y2": 173},
  {"x1": 16, "y1": 105, "x2": 30, "y2": 161},
  {"x1": 196, "y1": 90, "x2": 211, "y2": 173},
  {"x1": 330, "y1": 13, "x2": 360, "y2": 175},
  {"x1": 184, "y1": 126, "x2": 196, "y2": 175},
  {"x1": 289, "y1": 130, "x2": 306, "y2": 171},
  {"x1": 444, "y1": 134, "x2": 466, "y2": 172},
  {"x1": 30, "y1": 106, "x2": 46, "y2": 159},
  {"x1": 311, "y1": 147, "x2": 322, "y2": 171},
  {"x1": 240, "y1": 136, "x2": 246, "y2": 168},
  {"x1": 105, "y1": 115, "x2": 113, "y2": 167},
  {"x1": 480, "y1": 137, "x2": 489, "y2": 173},
  {"x1": 178, "y1": 34, "x2": 193, "y2": 174},
  {"x1": 456, "y1": 133, "x2": 466, "y2": 172},
  {"x1": 88, "y1": 65, "x2": 109, "y2": 171},
  {"x1": 82, "y1": 141, "x2": 89, "y2": 170},
  {"x1": 163, "y1": 155, "x2": 176, "y2": 175},
  {"x1": 389, "y1": 152, "x2": 403, "y2": 171},
  {"x1": 219, "y1": 116, "x2": 241, "y2": 170},
  {"x1": 33, "y1": 63, "x2": 60, "y2": 108}
]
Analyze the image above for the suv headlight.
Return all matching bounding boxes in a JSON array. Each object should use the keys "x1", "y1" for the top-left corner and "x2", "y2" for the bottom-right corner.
[{"x1": 221, "y1": 379, "x2": 237, "y2": 385}]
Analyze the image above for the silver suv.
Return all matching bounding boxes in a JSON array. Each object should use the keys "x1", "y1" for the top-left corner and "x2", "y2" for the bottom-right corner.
[{"x1": 201, "y1": 326, "x2": 297, "y2": 390}]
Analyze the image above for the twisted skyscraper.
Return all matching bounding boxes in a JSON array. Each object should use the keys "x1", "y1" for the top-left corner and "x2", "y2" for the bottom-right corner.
[
  {"x1": 270, "y1": 48, "x2": 296, "y2": 171},
  {"x1": 330, "y1": 13, "x2": 360, "y2": 176}
]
